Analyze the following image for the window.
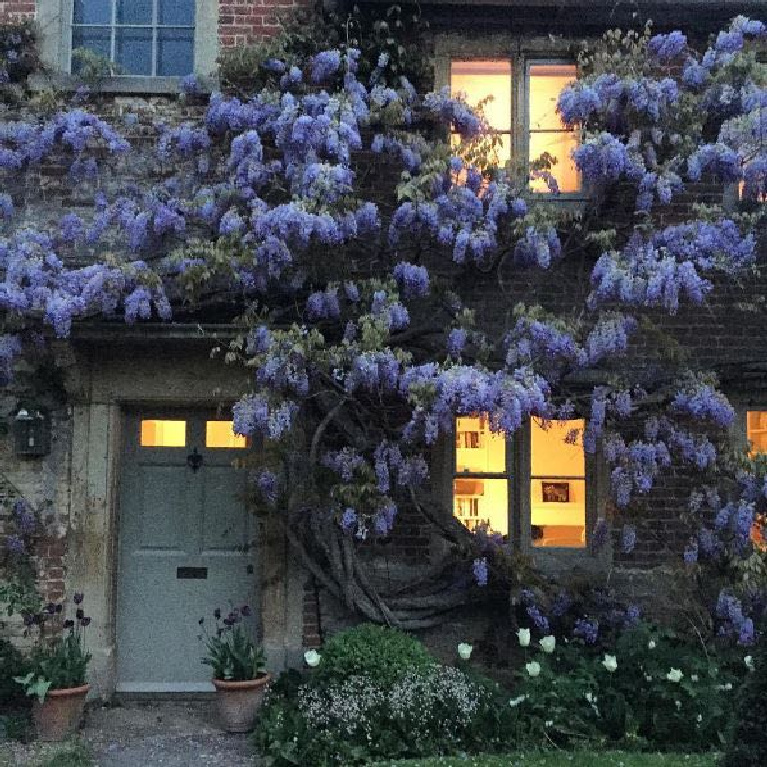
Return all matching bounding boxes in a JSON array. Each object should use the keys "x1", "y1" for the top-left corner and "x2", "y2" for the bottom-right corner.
[
  {"x1": 530, "y1": 418, "x2": 586, "y2": 547},
  {"x1": 527, "y1": 64, "x2": 580, "y2": 194},
  {"x1": 450, "y1": 61, "x2": 513, "y2": 170},
  {"x1": 453, "y1": 415, "x2": 587, "y2": 548},
  {"x1": 449, "y1": 59, "x2": 580, "y2": 194},
  {"x1": 747, "y1": 411, "x2": 767, "y2": 456},
  {"x1": 746, "y1": 411, "x2": 767, "y2": 549},
  {"x1": 71, "y1": 0, "x2": 195, "y2": 77},
  {"x1": 205, "y1": 421, "x2": 250, "y2": 449},
  {"x1": 454, "y1": 415, "x2": 509, "y2": 535},
  {"x1": 140, "y1": 419, "x2": 186, "y2": 447}
]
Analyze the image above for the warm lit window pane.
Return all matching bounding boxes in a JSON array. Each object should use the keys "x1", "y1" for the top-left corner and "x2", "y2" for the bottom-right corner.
[
  {"x1": 140, "y1": 420, "x2": 186, "y2": 447},
  {"x1": 747, "y1": 411, "x2": 767, "y2": 455},
  {"x1": 528, "y1": 64, "x2": 575, "y2": 131},
  {"x1": 456, "y1": 415, "x2": 506, "y2": 473},
  {"x1": 206, "y1": 421, "x2": 250, "y2": 449},
  {"x1": 528, "y1": 64, "x2": 580, "y2": 194},
  {"x1": 528, "y1": 131, "x2": 580, "y2": 193},
  {"x1": 451, "y1": 60, "x2": 512, "y2": 131},
  {"x1": 531, "y1": 479, "x2": 585, "y2": 547},
  {"x1": 531, "y1": 418, "x2": 585, "y2": 548},
  {"x1": 531, "y1": 418, "x2": 585, "y2": 476},
  {"x1": 454, "y1": 478, "x2": 508, "y2": 536}
]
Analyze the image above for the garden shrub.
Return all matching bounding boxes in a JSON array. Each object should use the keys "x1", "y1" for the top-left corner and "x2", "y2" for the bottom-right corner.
[
  {"x1": 255, "y1": 663, "x2": 514, "y2": 766},
  {"x1": 508, "y1": 620, "x2": 747, "y2": 751},
  {"x1": 721, "y1": 624, "x2": 766, "y2": 767},
  {"x1": 311, "y1": 623, "x2": 436, "y2": 687}
]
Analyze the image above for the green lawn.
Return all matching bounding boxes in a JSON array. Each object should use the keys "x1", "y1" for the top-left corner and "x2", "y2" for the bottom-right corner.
[{"x1": 374, "y1": 753, "x2": 718, "y2": 767}]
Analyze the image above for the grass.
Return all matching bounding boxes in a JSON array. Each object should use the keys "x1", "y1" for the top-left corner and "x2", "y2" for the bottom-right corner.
[{"x1": 374, "y1": 753, "x2": 718, "y2": 767}]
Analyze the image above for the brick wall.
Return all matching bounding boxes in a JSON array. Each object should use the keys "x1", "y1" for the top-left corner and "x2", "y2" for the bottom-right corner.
[
  {"x1": 0, "y1": 1, "x2": 34, "y2": 24},
  {"x1": 218, "y1": 0, "x2": 315, "y2": 48}
]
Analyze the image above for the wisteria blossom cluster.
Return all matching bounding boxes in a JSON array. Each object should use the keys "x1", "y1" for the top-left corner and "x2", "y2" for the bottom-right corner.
[{"x1": 0, "y1": 15, "x2": 765, "y2": 619}]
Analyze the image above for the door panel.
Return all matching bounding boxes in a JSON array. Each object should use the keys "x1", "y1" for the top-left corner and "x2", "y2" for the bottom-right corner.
[{"x1": 116, "y1": 411, "x2": 255, "y2": 693}]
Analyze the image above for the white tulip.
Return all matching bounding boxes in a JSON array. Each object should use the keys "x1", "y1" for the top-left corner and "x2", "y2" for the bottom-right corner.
[
  {"x1": 744, "y1": 655, "x2": 754, "y2": 671},
  {"x1": 540, "y1": 635, "x2": 556, "y2": 653},
  {"x1": 517, "y1": 628, "x2": 531, "y2": 647},
  {"x1": 602, "y1": 654, "x2": 617, "y2": 673},
  {"x1": 457, "y1": 642, "x2": 473, "y2": 660},
  {"x1": 666, "y1": 667, "x2": 683, "y2": 683},
  {"x1": 304, "y1": 649, "x2": 321, "y2": 667},
  {"x1": 647, "y1": 640, "x2": 656, "y2": 650},
  {"x1": 525, "y1": 660, "x2": 541, "y2": 677}
]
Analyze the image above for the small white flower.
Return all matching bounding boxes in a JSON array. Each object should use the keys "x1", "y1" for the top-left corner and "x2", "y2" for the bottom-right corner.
[
  {"x1": 509, "y1": 694, "x2": 527, "y2": 708},
  {"x1": 744, "y1": 655, "x2": 754, "y2": 671},
  {"x1": 517, "y1": 628, "x2": 531, "y2": 647},
  {"x1": 648, "y1": 640, "x2": 656, "y2": 649},
  {"x1": 457, "y1": 642, "x2": 473, "y2": 660},
  {"x1": 304, "y1": 649, "x2": 321, "y2": 667},
  {"x1": 675, "y1": 700, "x2": 682, "y2": 710},
  {"x1": 602, "y1": 654, "x2": 617, "y2": 673},
  {"x1": 696, "y1": 714, "x2": 703, "y2": 723},
  {"x1": 644, "y1": 674, "x2": 653, "y2": 682},
  {"x1": 585, "y1": 692, "x2": 597, "y2": 704},
  {"x1": 525, "y1": 660, "x2": 541, "y2": 677},
  {"x1": 540, "y1": 635, "x2": 556, "y2": 653},
  {"x1": 545, "y1": 719, "x2": 553, "y2": 727},
  {"x1": 666, "y1": 668, "x2": 683, "y2": 683},
  {"x1": 690, "y1": 674, "x2": 698, "y2": 682}
]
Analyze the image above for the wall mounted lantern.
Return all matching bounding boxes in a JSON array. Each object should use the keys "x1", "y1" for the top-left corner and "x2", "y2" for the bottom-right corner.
[{"x1": 13, "y1": 408, "x2": 51, "y2": 457}]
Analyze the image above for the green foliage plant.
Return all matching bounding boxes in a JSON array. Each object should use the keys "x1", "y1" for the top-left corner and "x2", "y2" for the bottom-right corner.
[
  {"x1": 311, "y1": 623, "x2": 436, "y2": 686},
  {"x1": 14, "y1": 595, "x2": 92, "y2": 703},
  {"x1": 721, "y1": 621, "x2": 766, "y2": 767},
  {"x1": 199, "y1": 605, "x2": 266, "y2": 681}
]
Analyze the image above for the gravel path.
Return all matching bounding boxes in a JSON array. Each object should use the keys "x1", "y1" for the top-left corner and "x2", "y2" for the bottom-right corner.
[{"x1": 83, "y1": 701, "x2": 259, "y2": 767}]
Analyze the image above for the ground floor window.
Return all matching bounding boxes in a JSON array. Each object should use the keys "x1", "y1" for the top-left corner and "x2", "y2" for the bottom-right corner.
[{"x1": 453, "y1": 415, "x2": 587, "y2": 548}]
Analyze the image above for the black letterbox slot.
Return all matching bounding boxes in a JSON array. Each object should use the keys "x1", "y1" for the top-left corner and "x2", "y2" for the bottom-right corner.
[{"x1": 176, "y1": 567, "x2": 207, "y2": 579}]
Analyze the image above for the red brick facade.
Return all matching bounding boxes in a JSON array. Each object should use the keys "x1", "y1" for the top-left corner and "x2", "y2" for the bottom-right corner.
[
  {"x1": 0, "y1": 1, "x2": 33, "y2": 23},
  {"x1": 218, "y1": 0, "x2": 314, "y2": 47}
]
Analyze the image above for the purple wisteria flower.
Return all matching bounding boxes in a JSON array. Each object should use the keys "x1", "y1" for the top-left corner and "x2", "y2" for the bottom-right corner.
[{"x1": 472, "y1": 557, "x2": 488, "y2": 586}]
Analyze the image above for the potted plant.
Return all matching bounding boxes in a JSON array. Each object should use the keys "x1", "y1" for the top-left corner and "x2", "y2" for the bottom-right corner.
[
  {"x1": 15, "y1": 593, "x2": 91, "y2": 742},
  {"x1": 200, "y1": 605, "x2": 269, "y2": 733}
]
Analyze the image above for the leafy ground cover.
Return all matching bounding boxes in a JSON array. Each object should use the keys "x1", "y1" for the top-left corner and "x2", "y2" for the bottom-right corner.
[{"x1": 375, "y1": 751, "x2": 718, "y2": 767}]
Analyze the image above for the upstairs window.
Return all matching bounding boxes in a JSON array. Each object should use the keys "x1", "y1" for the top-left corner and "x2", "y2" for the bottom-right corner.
[
  {"x1": 746, "y1": 411, "x2": 766, "y2": 549},
  {"x1": 71, "y1": 0, "x2": 195, "y2": 77},
  {"x1": 450, "y1": 59, "x2": 580, "y2": 194}
]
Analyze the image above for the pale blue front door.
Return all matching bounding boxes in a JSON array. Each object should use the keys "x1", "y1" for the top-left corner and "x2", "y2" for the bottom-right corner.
[{"x1": 116, "y1": 411, "x2": 255, "y2": 692}]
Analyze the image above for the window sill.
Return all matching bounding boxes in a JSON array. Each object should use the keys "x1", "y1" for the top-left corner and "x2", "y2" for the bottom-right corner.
[
  {"x1": 29, "y1": 73, "x2": 217, "y2": 97},
  {"x1": 528, "y1": 545, "x2": 610, "y2": 574}
]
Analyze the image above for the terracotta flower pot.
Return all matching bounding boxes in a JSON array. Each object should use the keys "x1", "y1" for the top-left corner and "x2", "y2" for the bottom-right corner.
[
  {"x1": 32, "y1": 683, "x2": 90, "y2": 742},
  {"x1": 212, "y1": 674, "x2": 271, "y2": 733}
]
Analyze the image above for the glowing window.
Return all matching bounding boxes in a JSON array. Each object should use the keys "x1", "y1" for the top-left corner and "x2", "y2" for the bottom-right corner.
[
  {"x1": 453, "y1": 415, "x2": 509, "y2": 536},
  {"x1": 747, "y1": 411, "x2": 767, "y2": 455},
  {"x1": 530, "y1": 418, "x2": 586, "y2": 548},
  {"x1": 746, "y1": 412, "x2": 767, "y2": 549},
  {"x1": 450, "y1": 60, "x2": 513, "y2": 170},
  {"x1": 140, "y1": 420, "x2": 186, "y2": 447},
  {"x1": 206, "y1": 421, "x2": 250, "y2": 449},
  {"x1": 528, "y1": 64, "x2": 580, "y2": 194}
]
